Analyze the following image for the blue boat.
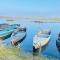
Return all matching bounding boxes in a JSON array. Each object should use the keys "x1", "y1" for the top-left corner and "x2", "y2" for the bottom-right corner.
[
  {"x1": 56, "y1": 34, "x2": 60, "y2": 52},
  {"x1": 11, "y1": 27, "x2": 26, "y2": 46}
]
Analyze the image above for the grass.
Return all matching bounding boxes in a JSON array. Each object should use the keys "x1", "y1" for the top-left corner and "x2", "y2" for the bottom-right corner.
[
  {"x1": 33, "y1": 55, "x2": 60, "y2": 60},
  {"x1": 0, "y1": 47, "x2": 59, "y2": 60},
  {"x1": 0, "y1": 47, "x2": 33, "y2": 60}
]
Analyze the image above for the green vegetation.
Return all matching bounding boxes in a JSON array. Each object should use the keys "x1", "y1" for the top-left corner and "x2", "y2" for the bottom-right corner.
[
  {"x1": 35, "y1": 18, "x2": 60, "y2": 20},
  {"x1": 3, "y1": 16, "x2": 60, "y2": 21},
  {"x1": 0, "y1": 47, "x2": 33, "y2": 60},
  {"x1": 0, "y1": 47, "x2": 59, "y2": 60},
  {"x1": 33, "y1": 55, "x2": 59, "y2": 60}
]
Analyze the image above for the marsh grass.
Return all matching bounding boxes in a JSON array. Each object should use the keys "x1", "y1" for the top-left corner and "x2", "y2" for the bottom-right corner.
[
  {"x1": 0, "y1": 47, "x2": 33, "y2": 60},
  {"x1": 0, "y1": 47, "x2": 59, "y2": 60},
  {"x1": 33, "y1": 55, "x2": 60, "y2": 60}
]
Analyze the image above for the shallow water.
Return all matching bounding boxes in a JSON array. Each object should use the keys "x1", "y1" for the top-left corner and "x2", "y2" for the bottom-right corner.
[{"x1": 0, "y1": 19, "x2": 60, "y2": 59}]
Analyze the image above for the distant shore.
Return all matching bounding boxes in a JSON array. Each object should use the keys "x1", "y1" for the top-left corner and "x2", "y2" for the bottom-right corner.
[{"x1": 0, "y1": 16, "x2": 60, "y2": 21}]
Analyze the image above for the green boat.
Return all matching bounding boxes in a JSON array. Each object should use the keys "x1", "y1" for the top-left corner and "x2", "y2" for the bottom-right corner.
[
  {"x1": 0, "y1": 23, "x2": 20, "y2": 40},
  {"x1": 0, "y1": 29, "x2": 14, "y2": 40}
]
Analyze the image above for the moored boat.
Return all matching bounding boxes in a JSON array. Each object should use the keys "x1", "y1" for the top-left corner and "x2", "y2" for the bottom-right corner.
[
  {"x1": 0, "y1": 24, "x2": 26, "y2": 47},
  {"x1": 0, "y1": 24, "x2": 13, "y2": 40},
  {"x1": 11, "y1": 27, "x2": 26, "y2": 47},
  {"x1": 10, "y1": 24, "x2": 20, "y2": 29},
  {"x1": 0, "y1": 23, "x2": 20, "y2": 40},
  {"x1": 56, "y1": 33, "x2": 60, "y2": 52},
  {"x1": 33, "y1": 29, "x2": 51, "y2": 52}
]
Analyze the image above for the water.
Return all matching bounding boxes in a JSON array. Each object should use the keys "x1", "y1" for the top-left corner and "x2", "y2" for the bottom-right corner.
[{"x1": 0, "y1": 19, "x2": 60, "y2": 59}]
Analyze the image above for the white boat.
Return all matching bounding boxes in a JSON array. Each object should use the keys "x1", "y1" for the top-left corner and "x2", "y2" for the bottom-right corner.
[{"x1": 33, "y1": 29, "x2": 51, "y2": 52}]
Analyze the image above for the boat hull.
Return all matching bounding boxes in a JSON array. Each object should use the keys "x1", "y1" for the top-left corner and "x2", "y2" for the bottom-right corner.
[
  {"x1": 0, "y1": 32, "x2": 13, "y2": 40},
  {"x1": 33, "y1": 37, "x2": 50, "y2": 53},
  {"x1": 11, "y1": 28, "x2": 27, "y2": 46},
  {"x1": 33, "y1": 29, "x2": 51, "y2": 53},
  {"x1": 0, "y1": 30, "x2": 14, "y2": 40},
  {"x1": 56, "y1": 40, "x2": 60, "y2": 52}
]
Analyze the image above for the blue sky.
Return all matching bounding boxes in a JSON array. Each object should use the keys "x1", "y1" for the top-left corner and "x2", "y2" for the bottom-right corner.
[{"x1": 0, "y1": 0, "x2": 60, "y2": 17}]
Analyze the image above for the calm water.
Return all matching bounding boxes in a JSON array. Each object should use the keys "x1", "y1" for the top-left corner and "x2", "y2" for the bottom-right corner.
[{"x1": 0, "y1": 19, "x2": 60, "y2": 59}]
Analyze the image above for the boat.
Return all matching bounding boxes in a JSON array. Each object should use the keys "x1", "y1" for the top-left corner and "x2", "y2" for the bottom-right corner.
[
  {"x1": 0, "y1": 23, "x2": 13, "y2": 40},
  {"x1": 33, "y1": 29, "x2": 51, "y2": 52},
  {"x1": 11, "y1": 27, "x2": 26, "y2": 47},
  {"x1": 10, "y1": 24, "x2": 20, "y2": 29},
  {"x1": 0, "y1": 25, "x2": 26, "y2": 47},
  {"x1": 0, "y1": 23, "x2": 20, "y2": 40},
  {"x1": 0, "y1": 23, "x2": 9, "y2": 31},
  {"x1": 56, "y1": 33, "x2": 60, "y2": 52}
]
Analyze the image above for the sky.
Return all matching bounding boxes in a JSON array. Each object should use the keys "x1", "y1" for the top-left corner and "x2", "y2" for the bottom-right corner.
[{"x1": 0, "y1": 0, "x2": 60, "y2": 18}]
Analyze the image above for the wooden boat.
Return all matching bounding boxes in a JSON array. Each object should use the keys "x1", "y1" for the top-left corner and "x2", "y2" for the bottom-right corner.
[
  {"x1": 0, "y1": 25, "x2": 26, "y2": 47},
  {"x1": 56, "y1": 33, "x2": 60, "y2": 52},
  {"x1": 11, "y1": 27, "x2": 26, "y2": 46},
  {"x1": 0, "y1": 24, "x2": 14, "y2": 40},
  {"x1": 33, "y1": 29, "x2": 51, "y2": 52},
  {"x1": 10, "y1": 24, "x2": 20, "y2": 29},
  {"x1": 0, "y1": 23, "x2": 20, "y2": 40}
]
